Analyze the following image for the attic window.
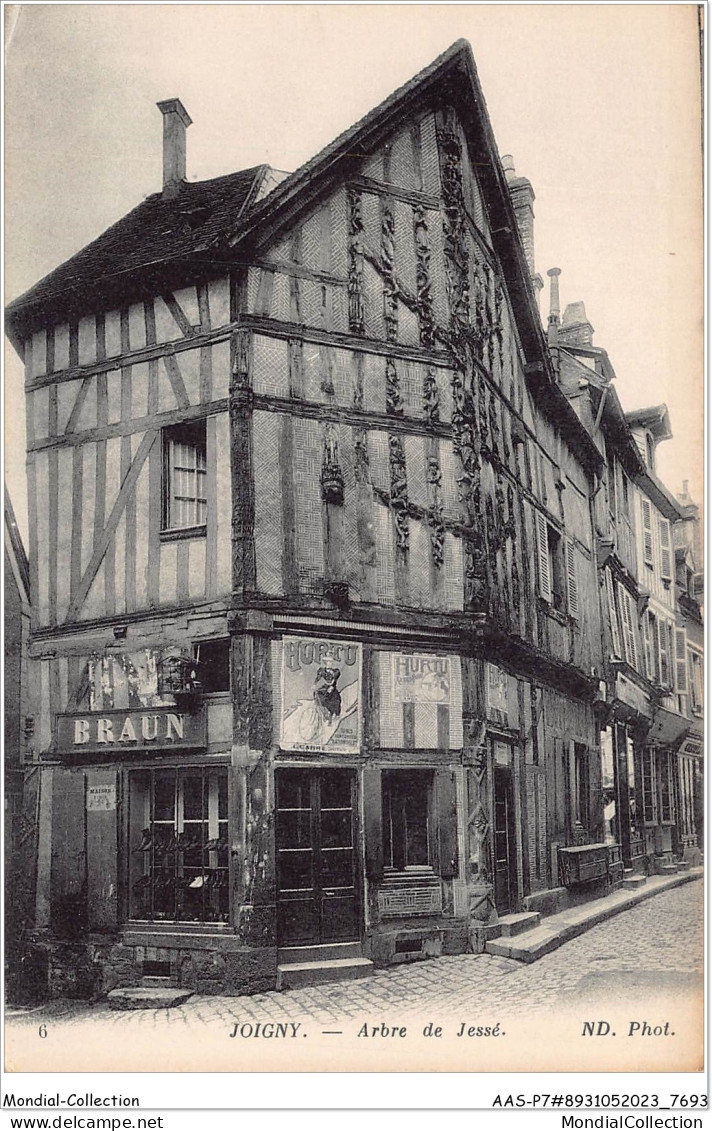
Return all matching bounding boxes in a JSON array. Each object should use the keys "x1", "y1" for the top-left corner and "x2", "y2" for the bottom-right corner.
[{"x1": 645, "y1": 433, "x2": 656, "y2": 473}]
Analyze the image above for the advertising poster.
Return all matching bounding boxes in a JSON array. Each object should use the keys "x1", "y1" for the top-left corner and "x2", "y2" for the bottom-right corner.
[
  {"x1": 280, "y1": 636, "x2": 362, "y2": 753},
  {"x1": 391, "y1": 652, "x2": 451, "y2": 704}
]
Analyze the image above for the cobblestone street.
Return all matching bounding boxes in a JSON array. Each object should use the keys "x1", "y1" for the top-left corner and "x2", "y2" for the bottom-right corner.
[{"x1": 5, "y1": 880, "x2": 703, "y2": 1074}]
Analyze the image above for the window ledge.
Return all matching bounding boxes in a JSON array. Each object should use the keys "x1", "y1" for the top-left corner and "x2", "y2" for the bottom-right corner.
[
  {"x1": 538, "y1": 599, "x2": 574, "y2": 627},
  {"x1": 160, "y1": 525, "x2": 207, "y2": 542}
]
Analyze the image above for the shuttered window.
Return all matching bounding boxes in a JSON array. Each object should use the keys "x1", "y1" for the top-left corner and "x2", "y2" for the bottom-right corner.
[
  {"x1": 617, "y1": 582, "x2": 638, "y2": 669},
  {"x1": 658, "y1": 619, "x2": 671, "y2": 688},
  {"x1": 605, "y1": 569, "x2": 622, "y2": 657},
  {"x1": 642, "y1": 612, "x2": 653, "y2": 680},
  {"x1": 535, "y1": 511, "x2": 552, "y2": 602},
  {"x1": 566, "y1": 539, "x2": 578, "y2": 620},
  {"x1": 689, "y1": 651, "x2": 703, "y2": 713},
  {"x1": 659, "y1": 518, "x2": 672, "y2": 581},
  {"x1": 675, "y1": 628, "x2": 688, "y2": 693},
  {"x1": 641, "y1": 499, "x2": 654, "y2": 566}
]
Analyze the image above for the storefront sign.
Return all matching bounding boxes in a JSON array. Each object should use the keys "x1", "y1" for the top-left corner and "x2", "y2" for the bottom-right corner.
[
  {"x1": 391, "y1": 653, "x2": 451, "y2": 704},
  {"x1": 86, "y1": 784, "x2": 116, "y2": 811},
  {"x1": 679, "y1": 738, "x2": 702, "y2": 758},
  {"x1": 280, "y1": 636, "x2": 361, "y2": 753},
  {"x1": 57, "y1": 706, "x2": 206, "y2": 756}
]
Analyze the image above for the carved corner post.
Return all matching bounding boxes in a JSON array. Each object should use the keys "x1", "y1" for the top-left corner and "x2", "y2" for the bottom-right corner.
[
  {"x1": 230, "y1": 329, "x2": 256, "y2": 596},
  {"x1": 461, "y1": 656, "x2": 497, "y2": 952},
  {"x1": 230, "y1": 626, "x2": 276, "y2": 965}
]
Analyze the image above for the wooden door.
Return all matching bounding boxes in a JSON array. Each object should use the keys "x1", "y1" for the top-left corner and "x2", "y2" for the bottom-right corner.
[
  {"x1": 493, "y1": 766, "x2": 517, "y2": 914},
  {"x1": 275, "y1": 767, "x2": 358, "y2": 946}
]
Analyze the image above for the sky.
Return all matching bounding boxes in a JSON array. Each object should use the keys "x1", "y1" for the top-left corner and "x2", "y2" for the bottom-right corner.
[{"x1": 4, "y1": 3, "x2": 703, "y2": 544}]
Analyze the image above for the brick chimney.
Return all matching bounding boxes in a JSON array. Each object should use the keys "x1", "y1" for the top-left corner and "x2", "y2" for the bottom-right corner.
[
  {"x1": 547, "y1": 268, "x2": 561, "y2": 346},
  {"x1": 559, "y1": 301, "x2": 595, "y2": 347},
  {"x1": 157, "y1": 99, "x2": 192, "y2": 199},
  {"x1": 502, "y1": 154, "x2": 543, "y2": 306}
]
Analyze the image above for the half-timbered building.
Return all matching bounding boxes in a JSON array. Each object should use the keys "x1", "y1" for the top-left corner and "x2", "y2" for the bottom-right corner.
[
  {"x1": 7, "y1": 41, "x2": 630, "y2": 998},
  {"x1": 555, "y1": 294, "x2": 703, "y2": 885}
]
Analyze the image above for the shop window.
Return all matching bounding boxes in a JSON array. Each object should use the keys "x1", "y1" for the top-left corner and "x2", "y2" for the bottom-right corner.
[
  {"x1": 641, "y1": 747, "x2": 657, "y2": 826},
  {"x1": 600, "y1": 727, "x2": 616, "y2": 844},
  {"x1": 162, "y1": 421, "x2": 207, "y2": 532},
  {"x1": 194, "y1": 639, "x2": 230, "y2": 693},
  {"x1": 574, "y1": 743, "x2": 590, "y2": 833},
  {"x1": 382, "y1": 770, "x2": 433, "y2": 872},
  {"x1": 659, "y1": 752, "x2": 675, "y2": 825},
  {"x1": 128, "y1": 768, "x2": 228, "y2": 924}
]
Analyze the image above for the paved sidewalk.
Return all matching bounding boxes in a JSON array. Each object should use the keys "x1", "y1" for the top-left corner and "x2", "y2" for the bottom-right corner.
[{"x1": 487, "y1": 866, "x2": 703, "y2": 961}]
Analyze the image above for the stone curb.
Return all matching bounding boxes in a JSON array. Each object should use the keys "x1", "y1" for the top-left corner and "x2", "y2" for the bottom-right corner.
[{"x1": 486, "y1": 868, "x2": 703, "y2": 963}]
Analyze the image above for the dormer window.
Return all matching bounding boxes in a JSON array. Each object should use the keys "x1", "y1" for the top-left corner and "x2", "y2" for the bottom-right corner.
[{"x1": 645, "y1": 432, "x2": 656, "y2": 473}]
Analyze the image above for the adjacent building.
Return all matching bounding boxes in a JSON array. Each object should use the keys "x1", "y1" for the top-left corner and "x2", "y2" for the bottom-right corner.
[{"x1": 5, "y1": 41, "x2": 700, "y2": 999}]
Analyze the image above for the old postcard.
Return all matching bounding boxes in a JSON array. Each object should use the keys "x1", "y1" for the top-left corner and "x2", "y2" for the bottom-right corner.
[{"x1": 3, "y1": 3, "x2": 704, "y2": 1087}]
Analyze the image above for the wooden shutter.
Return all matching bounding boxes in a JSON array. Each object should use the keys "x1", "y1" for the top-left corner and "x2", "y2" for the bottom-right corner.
[
  {"x1": 658, "y1": 619, "x2": 670, "y2": 687},
  {"x1": 435, "y1": 768, "x2": 459, "y2": 879},
  {"x1": 535, "y1": 511, "x2": 552, "y2": 602},
  {"x1": 618, "y1": 583, "x2": 637, "y2": 668},
  {"x1": 565, "y1": 539, "x2": 578, "y2": 619},
  {"x1": 605, "y1": 569, "x2": 622, "y2": 657},
  {"x1": 86, "y1": 768, "x2": 119, "y2": 930},
  {"x1": 659, "y1": 518, "x2": 672, "y2": 581},
  {"x1": 51, "y1": 768, "x2": 87, "y2": 933},
  {"x1": 641, "y1": 499, "x2": 654, "y2": 565},
  {"x1": 362, "y1": 763, "x2": 383, "y2": 882},
  {"x1": 675, "y1": 628, "x2": 688, "y2": 693},
  {"x1": 642, "y1": 612, "x2": 653, "y2": 680}
]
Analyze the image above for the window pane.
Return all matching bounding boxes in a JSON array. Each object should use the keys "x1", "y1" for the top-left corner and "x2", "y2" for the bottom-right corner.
[
  {"x1": 278, "y1": 850, "x2": 313, "y2": 890},
  {"x1": 129, "y1": 768, "x2": 227, "y2": 924}
]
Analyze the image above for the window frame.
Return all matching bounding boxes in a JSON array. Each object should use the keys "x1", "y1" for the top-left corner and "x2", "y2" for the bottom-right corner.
[
  {"x1": 127, "y1": 766, "x2": 229, "y2": 925},
  {"x1": 161, "y1": 420, "x2": 208, "y2": 536},
  {"x1": 382, "y1": 768, "x2": 435, "y2": 874}
]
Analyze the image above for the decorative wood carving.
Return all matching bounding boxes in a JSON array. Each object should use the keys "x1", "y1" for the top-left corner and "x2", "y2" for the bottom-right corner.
[
  {"x1": 386, "y1": 357, "x2": 404, "y2": 417},
  {"x1": 437, "y1": 127, "x2": 470, "y2": 326},
  {"x1": 347, "y1": 189, "x2": 365, "y2": 335},
  {"x1": 388, "y1": 434, "x2": 409, "y2": 553},
  {"x1": 320, "y1": 347, "x2": 335, "y2": 396},
  {"x1": 426, "y1": 455, "x2": 445, "y2": 569},
  {"x1": 495, "y1": 283, "x2": 505, "y2": 376},
  {"x1": 488, "y1": 385, "x2": 500, "y2": 462},
  {"x1": 486, "y1": 266, "x2": 498, "y2": 375},
  {"x1": 320, "y1": 424, "x2": 345, "y2": 504},
  {"x1": 423, "y1": 366, "x2": 440, "y2": 425},
  {"x1": 381, "y1": 202, "x2": 398, "y2": 342},
  {"x1": 467, "y1": 742, "x2": 491, "y2": 888},
  {"x1": 413, "y1": 204, "x2": 435, "y2": 348},
  {"x1": 231, "y1": 329, "x2": 251, "y2": 400}
]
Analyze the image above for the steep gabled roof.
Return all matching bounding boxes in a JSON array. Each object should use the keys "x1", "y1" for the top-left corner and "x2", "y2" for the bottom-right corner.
[
  {"x1": 5, "y1": 39, "x2": 603, "y2": 473},
  {"x1": 6, "y1": 165, "x2": 268, "y2": 344}
]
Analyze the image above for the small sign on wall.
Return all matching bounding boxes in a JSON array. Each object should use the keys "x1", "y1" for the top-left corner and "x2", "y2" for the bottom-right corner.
[{"x1": 86, "y1": 784, "x2": 116, "y2": 811}]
